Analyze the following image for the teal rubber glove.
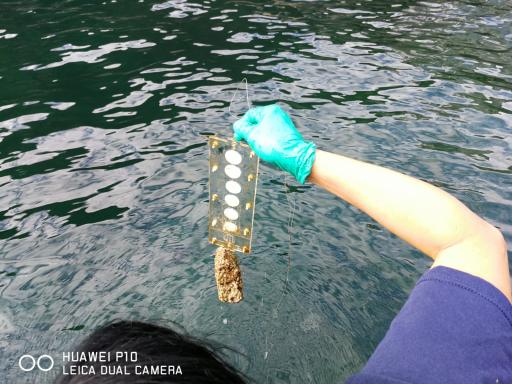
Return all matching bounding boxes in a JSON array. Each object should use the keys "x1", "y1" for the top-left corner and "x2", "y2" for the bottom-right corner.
[{"x1": 232, "y1": 104, "x2": 316, "y2": 184}]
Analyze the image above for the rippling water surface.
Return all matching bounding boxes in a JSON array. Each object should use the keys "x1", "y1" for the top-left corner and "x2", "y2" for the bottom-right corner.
[{"x1": 1, "y1": 0, "x2": 511, "y2": 382}]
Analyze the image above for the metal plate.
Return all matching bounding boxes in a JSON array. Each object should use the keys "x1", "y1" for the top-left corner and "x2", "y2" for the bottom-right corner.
[{"x1": 208, "y1": 136, "x2": 259, "y2": 253}]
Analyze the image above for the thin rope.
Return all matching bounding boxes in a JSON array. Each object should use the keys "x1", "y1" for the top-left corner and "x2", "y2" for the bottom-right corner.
[
  {"x1": 263, "y1": 174, "x2": 296, "y2": 383},
  {"x1": 225, "y1": 80, "x2": 297, "y2": 380},
  {"x1": 228, "y1": 78, "x2": 252, "y2": 119},
  {"x1": 277, "y1": 175, "x2": 295, "y2": 310}
]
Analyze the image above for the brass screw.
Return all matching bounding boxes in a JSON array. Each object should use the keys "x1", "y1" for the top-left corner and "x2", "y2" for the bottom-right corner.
[
  {"x1": 212, "y1": 194, "x2": 219, "y2": 201},
  {"x1": 247, "y1": 174, "x2": 254, "y2": 181},
  {"x1": 211, "y1": 218, "x2": 217, "y2": 227},
  {"x1": 212, "y1": 237, "x2": 218, "y2": 245},
  {"x1": 243, "y1": 228, "x2": 250, "y2": 236},
  {"x1": 211, "y1": 140, "x2": 219, "y2": 149},
  {"x1": 245, "y1": 202, "x2": 252, "y2": 210},
  {"x1": 242, "y1": 246, "x2": 250, "y2": 253},
  {"x1": 211, "y1": 164, "x2": 218, "y2": 172}
]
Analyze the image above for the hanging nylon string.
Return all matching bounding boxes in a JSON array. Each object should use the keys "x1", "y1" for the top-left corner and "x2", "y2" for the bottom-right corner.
[
  {"x1": 262, "y1": 174, "x2": 297, "y2": 384},
  {"x1": 270, "y1": 175, "x2": 296, "y2": 315},
  {"x1": 228, "y1": 78, "x2": 252, "y2": 119},
  {"x1": 227, "y1": 80, "x2": 296, "y2": 379}
]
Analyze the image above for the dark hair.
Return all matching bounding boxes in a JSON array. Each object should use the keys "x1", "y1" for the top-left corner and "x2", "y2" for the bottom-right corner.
[{"x1": 56, "y1": 320, "x2": 247, "y2": 383}]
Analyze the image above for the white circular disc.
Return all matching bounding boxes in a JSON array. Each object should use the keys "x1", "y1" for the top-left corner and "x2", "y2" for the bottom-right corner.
[
  {"x1": 225, "y1": 194, "x2": 240, "y2": 207},
  {"x1": 223, "y1": 222, "x2": 237, "y2": 232},
  {"x1": 225, "y1": 150, "x2": 242, "y2": 165},
  {"x1": 225, "y1": 180, "x2": 242, "y2": 194},
  {"x1": 224, "y1": 207, "x2": 239, "y2": 221},
  {"x1": 224, "y1": 164, "x2": 241, "y2": 179}
]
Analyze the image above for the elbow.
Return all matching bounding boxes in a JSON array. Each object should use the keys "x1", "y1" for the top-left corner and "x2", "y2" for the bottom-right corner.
[
  {"x1": 437, "y1": 220, "x2": 507, "y2": 260},
  {"x1": 486, "y1": 224, "x2": 507, "y2": 253},
  {"x1": 435, "y1": 221, "x2": 510, "y2": 302},
  {"x1": 471, "y1": 221, "x2": 508, "y2": 262}
]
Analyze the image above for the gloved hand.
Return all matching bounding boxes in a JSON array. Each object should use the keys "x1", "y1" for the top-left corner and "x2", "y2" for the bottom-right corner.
[{"x1": 232, "y1": 104, "x2": 316, "y2": 184}]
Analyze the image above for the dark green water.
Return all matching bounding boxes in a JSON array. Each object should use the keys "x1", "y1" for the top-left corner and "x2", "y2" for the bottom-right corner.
[{"x1": 1, "y1": 0, "x2": 511, "y2": 382}]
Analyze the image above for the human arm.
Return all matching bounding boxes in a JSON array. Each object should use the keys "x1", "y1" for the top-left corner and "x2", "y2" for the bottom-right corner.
[
  {"x1": 310, "y1": 149, "x2": 510, "y2": 301},
  {"x1": 233, "y1": 104, "x2": 511, "y2": 301}
]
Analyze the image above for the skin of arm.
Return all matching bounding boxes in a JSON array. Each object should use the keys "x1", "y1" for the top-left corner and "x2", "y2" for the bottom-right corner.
[{"x1": 309, "y1": 149, "x2": 511, "y2": 302}]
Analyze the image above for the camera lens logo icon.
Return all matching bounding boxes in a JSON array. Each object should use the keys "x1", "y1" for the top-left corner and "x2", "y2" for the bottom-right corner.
[{"x1": 18, "y1": 354, "x2": 54, "y2": 372}]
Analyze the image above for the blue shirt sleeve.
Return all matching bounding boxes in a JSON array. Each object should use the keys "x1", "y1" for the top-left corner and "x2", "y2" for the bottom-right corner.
[{"x1": 347, "y1": 266, "x2": 512, "y2": 384}]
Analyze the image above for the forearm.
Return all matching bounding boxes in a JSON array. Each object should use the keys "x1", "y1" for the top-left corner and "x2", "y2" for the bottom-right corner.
[
  {"x1": 309, "y1": 150, "x2": 499, "y2": 259},
  {"x1": 309, "y1": 150, "x2": 510, "y2": 300}
]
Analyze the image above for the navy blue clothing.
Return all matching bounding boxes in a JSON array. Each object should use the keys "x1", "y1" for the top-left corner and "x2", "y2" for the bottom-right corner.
[{"x1": 348, "y1": 266, "x2": 512, "y2": 383}]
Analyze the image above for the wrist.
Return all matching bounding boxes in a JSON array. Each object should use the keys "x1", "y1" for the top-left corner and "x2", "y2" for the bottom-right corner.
[{"x1": 293, "y1": 141, "x2": 316, "y2": 184}]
